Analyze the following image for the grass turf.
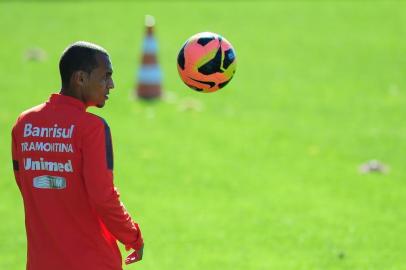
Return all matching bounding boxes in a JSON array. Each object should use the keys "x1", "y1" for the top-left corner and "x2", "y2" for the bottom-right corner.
[{"x1": 0, "y1": 1, "x2": 405, "y2": 269}]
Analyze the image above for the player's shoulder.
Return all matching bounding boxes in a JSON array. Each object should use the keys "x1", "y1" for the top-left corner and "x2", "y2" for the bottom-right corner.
[
  {"x1": 14, "y1": 103, "x2": 47, "y2": 127},
  {"x1": 20, "y1": 103, "x2": 46, "y2": 118},
  {"x1": 80, "y1": 112, "x2": 111, "y2": 130}
]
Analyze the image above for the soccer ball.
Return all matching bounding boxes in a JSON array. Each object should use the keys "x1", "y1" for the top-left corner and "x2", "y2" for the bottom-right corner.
[{"x1": 177, "y1": 32, "x2": 236, "y2": 93}]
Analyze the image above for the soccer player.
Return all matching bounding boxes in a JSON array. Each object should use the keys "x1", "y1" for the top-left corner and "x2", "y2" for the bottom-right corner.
[{"x1": 11, "y1": 41, "x2": 144, "y2": 270}]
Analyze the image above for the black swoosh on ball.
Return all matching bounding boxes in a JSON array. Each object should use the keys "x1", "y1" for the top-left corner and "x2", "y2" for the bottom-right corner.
[
  {"x1": 189, "y1": 77, "x2": 216, "y2": 88},
  {"x1": 198, "y1": 43, "x2": 223, "y2": 75}
]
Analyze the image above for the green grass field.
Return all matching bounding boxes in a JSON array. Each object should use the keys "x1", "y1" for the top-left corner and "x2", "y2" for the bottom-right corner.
[{"x1": 1, "y1": 1, "x2": 406, "y2": 269}]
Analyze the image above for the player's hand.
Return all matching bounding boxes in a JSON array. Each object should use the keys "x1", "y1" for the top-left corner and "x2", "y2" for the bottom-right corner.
[{"x1": 125, "y1": 244, "x2": 144, "y2": 265}]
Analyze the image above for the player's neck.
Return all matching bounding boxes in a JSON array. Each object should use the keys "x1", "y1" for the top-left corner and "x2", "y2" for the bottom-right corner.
[{"x1": 60, "y1": 88, "x2": 85, "y2": 103}]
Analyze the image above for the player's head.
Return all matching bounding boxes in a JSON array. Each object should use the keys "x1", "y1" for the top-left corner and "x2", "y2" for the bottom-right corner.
[{"x1": 59, "y1": 41, "x2": 114, "y2": 108}]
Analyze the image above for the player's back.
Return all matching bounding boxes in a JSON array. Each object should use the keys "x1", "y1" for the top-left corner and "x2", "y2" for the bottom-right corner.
[{"x1": 12, "y1": 94, "x2": 122, "y2": 270}]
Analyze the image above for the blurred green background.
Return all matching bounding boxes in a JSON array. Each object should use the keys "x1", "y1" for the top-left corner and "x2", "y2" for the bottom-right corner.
[{"x1": 1, "y1": 1, "x2": 406, "y2": 269}]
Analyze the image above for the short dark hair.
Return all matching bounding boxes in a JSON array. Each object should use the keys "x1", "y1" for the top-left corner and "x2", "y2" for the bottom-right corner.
[{"x1": 59, "y1": 41, "x2": 108, "y2": 87}]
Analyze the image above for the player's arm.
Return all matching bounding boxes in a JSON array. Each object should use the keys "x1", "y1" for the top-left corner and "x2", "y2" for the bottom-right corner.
[
  {"x1": 81, "y1": 117, "x2": 143, "y2": 259},
  {"x1": 11, "y1": 125, "x2": 21, "y2": 191}
]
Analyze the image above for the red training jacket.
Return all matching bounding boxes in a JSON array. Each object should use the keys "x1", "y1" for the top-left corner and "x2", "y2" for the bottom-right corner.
[{"x1": 11, "y1": 94, "x2": 143, "y2": 270}]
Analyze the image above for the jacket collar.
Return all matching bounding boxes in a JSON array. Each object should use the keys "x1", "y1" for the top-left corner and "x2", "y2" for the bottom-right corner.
[{"x1": 49, "y1": 93, "x2": 86, "y2": 111}]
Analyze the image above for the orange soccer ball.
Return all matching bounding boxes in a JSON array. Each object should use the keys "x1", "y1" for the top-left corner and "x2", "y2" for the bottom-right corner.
[{"x1": 177, "y1": 32, "x2": 237, "y2": 93}]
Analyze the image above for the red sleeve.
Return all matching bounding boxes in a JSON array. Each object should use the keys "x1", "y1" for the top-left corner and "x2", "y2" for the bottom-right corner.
[
  {"x1": 11, "y1": 124, "x2": 21, "y2": 191},
  {"x1": 81, "y1": 116, "x2": 143, "y2": 250}
]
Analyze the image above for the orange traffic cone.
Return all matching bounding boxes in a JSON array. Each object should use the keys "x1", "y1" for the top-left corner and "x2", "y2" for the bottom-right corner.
[{"x1": 136, "y1": 15, "x2": 162, "y2": 100}]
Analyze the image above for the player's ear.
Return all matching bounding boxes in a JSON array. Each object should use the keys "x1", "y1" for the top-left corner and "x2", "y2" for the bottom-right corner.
[{"x1": 72, "y1": 71, "x2": 89, "y2": 86}]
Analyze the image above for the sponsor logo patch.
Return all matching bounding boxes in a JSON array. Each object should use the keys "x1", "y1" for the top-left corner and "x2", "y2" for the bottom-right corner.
[{"x1": 33, "y1": 175, "x2": 66, "y2": 189}]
